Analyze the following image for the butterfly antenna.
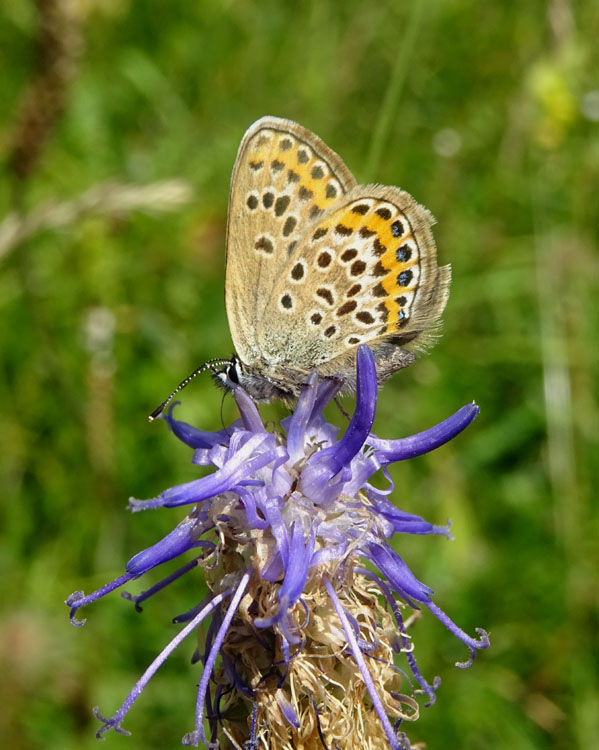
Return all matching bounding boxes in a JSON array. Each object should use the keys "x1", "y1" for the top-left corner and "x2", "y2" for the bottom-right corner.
[{"x1": 148, "y1": 359, "x2": 230, "y2": 421}]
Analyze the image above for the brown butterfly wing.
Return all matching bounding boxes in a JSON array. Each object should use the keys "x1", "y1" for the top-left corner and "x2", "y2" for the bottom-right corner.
[
  {"x1": 256, "y1": 184, "x2": 450, "y2": 391},
  {"x1": 225, "y1": 117, "x2": 356, "y2": 368}
]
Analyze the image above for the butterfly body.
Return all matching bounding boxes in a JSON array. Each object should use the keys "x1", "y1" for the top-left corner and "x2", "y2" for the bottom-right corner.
[{"x1": 223, "y1": 116, "x2": 450, "y2": 404}]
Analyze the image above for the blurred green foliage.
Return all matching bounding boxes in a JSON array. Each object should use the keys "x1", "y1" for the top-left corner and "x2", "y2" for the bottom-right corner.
[{"x1": 1, "y1": 1, "x2": 597, "y2": 749}]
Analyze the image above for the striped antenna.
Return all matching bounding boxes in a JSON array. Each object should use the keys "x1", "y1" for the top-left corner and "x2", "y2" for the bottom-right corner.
[{"x1": 148, "y1": 359, "x2": 231, "y2": 421}]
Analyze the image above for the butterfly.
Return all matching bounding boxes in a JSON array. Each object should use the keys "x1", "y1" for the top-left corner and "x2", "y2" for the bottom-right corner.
[{"x1": 149, "y1": 116, "x2": 450, "y2": 419}]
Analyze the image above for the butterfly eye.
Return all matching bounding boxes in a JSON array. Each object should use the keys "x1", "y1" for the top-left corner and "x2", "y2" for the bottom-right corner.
[{"x1": 227, "y1": 362, "x2": 240, "y2": 385}]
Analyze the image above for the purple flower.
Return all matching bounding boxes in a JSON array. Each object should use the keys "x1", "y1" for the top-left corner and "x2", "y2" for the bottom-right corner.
[{"x1": 67, "y1": 345, "x2": 489, "y2": 749}]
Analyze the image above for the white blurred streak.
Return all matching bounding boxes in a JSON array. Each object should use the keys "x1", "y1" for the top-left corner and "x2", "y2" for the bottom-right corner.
[{"x1": 0, "y1": 178, "x2": 193, "y2": 260}]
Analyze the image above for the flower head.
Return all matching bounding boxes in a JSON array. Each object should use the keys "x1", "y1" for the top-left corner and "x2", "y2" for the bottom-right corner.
[{"x1": 67, "y1": 345, "x2": 488, "y2": 749}]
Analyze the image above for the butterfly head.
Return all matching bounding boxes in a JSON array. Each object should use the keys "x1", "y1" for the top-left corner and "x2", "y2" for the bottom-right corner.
[
  {"x1": 213, "y1": 355, "x2": 299, "y2": 404},
  {"x1": 212, "y1": 355, "x2": 242, "y2": 391}
]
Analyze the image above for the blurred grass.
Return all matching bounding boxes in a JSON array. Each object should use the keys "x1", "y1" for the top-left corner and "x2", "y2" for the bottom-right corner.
[{"x1": 1, "y1": 1, "x2": 597, "y2": 749}]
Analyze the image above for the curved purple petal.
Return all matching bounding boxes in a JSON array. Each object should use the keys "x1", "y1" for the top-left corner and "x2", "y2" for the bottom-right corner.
[
  {"x1": 341, "y1": 452, "x2": 382, "y2": 496},
  {"x1": 278, "y1": 524, "x2": 315, "y2": 605},
  {"x1": 368, "y1": 493, "x2": 451, "y2": 538},
  {"x1": 255, "y1": 523, "x2": 315, "y2": 629},
  {"x1": 162, "y1": 402, "x2": 230, "y2": 449},
  {"x1": 236, "y1": 487, "x2": 269, "y2": 530},
  {"x1": 286, "y1": 372, "x2": 319, "y2": 463},
  {"x1": 302, "y1": 346, "x2": 377, "y2": 498},
  {"x1": 126, "y1": 516, "x2": 204, "y2": 576},
  {"x1": 368, "y1": 403, "x2": 479, "y2": 463},
  {"x1": 307, "y1": 377, "x2": 343, "y2": 428},
  {"x1": 130, "y1": 436, "x2": 285, "y2": 510},
  {"x1": 234, "y1": 387, "x2": 266, "y2": 434},
  {"x1": 364, "y1": 543, "x2": 434, "y2": 604},
  {"x1": 261, "y1": 550, "x2": 284, "y2": 583},
  {"x1": 261, "y1": 494, "x2": 288, "y2": 564}
]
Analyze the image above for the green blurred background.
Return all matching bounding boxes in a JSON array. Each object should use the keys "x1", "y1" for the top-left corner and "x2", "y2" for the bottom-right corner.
[{"x1": 1, "y1": 1, "x2": 597, "y2": 749}]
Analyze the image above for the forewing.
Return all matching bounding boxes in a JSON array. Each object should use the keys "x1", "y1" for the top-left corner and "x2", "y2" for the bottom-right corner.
[
  {"x1": 258, "y1": 184, "x2": 450, "y2": 380},
  {"x1": 225, "y1": 116, "x2": 357, "y2": 365}
]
